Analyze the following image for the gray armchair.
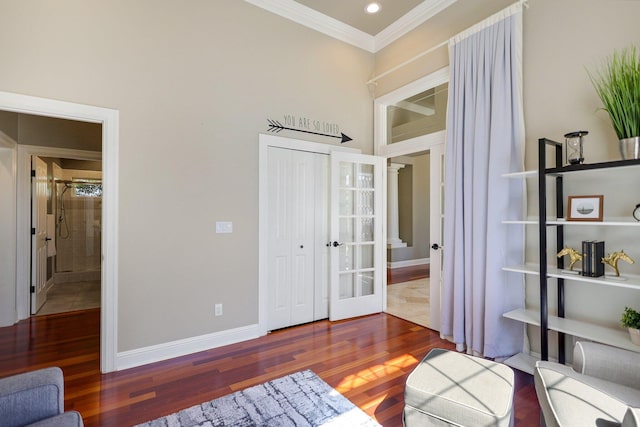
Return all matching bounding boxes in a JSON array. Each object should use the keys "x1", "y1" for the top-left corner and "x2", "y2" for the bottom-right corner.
[
  {"x1": 535, "y1": 341, "x2": 640, "y2": 427},
  {"x1": 0, "y1": 367, "x2": 83, "y2": 427}
]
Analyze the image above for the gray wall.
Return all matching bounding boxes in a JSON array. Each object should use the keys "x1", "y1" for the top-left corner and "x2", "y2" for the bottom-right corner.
[
  {"x1": 389, "y1": 153, "x2": 431, "y2": 263},
  {"x1": 0, "y1": 0, "x2": 374, "y2": 352}
]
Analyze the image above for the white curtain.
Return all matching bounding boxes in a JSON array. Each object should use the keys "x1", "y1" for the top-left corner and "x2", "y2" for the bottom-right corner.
[{"x1": 441, "y1": 2, "x2": 526, "y2": 358}]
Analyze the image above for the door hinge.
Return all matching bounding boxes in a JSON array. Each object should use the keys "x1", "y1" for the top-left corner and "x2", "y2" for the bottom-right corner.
[
  {"x1": 30, "y1": 286, "x2": 35, "y2": 293},
  {"x1": 31, "y1": 169, "x2": 36, "y2": 177},
  {"x1": 31, "y1": 227, "x2": 36, "y2": 235}
]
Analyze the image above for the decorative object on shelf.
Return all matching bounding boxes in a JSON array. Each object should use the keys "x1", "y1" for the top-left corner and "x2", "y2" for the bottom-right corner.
[
  {"x1": 602, "y1": 250, "x2": 635, "y2": 277},
  {"x1": 582, "y1": 240, "x2": 605, "y2": 277},
  {"x1": 567, "y1": 195, "x2": 604, "y2": 221},
  {"x1": 564, "y1": 131, "x2": 587, "y2": 165},
  {"x1": 557, "y1": 247, "x2": 583, "y2": 271},
  {"x1": 634, "y1": 203, "x2": 640, "y2": 221},
  {"x1": 620, "y1": 306, "x2": 640, "y2": 345},
  {"x1": 588, "y1": 45, "x2": 640, "y2": 160}
]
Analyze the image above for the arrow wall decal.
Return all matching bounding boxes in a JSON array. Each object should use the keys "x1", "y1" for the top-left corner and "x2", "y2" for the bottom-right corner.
[{"x1": 267, "y1": 119, "x2": 352, "y2": 143}]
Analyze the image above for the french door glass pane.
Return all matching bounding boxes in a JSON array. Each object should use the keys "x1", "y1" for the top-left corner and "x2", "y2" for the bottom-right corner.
[
  {"x1": 337, "y1": 160, "x2": 377, "y2": 301},
  {"x1": 359, "y1": 272, "x2": 374, "y2": 296},
  {"x1": 340, "y1": 274, "x2": 355, "y2": 299},
  {"x1": 359, "y1": 244, "x2": 374, "y2": 269},
  {"x1": 339, "y1": 218, "x2": 354, "y2": 242}
]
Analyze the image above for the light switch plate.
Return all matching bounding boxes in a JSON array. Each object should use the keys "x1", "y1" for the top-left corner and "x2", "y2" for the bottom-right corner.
[{"x1": 216, "y1": 221, "x2": 233, "y2": 233}]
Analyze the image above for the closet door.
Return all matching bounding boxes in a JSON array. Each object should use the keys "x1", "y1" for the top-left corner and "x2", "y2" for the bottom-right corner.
[{"x1": 267, "y1": 147, "x2": 318, "y2": 330}]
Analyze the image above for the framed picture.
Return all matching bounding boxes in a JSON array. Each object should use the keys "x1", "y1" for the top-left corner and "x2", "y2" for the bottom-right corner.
[{"x1": 567, "y1": 195, "x2": 604, "y2": 221}]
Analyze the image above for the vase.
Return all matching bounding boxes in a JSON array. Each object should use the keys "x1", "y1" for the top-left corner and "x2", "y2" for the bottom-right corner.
[
  {"x1": 629, "y1": 327, "x2": 640, "y2": 345},
  {"x1": 619, "y1": 136, "x2": 640, "y2": 160}
]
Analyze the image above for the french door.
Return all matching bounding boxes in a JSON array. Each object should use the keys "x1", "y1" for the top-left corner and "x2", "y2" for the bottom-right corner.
[{"x1": 329, "y1": 152, "x2": 385, "y2": 321}]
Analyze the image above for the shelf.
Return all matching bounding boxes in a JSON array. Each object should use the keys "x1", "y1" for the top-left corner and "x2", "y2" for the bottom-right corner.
[
  {"x1": 503, "y1": 308, "x2": 640, "y2": 353},
  {"x1": 545, "y1": 158, "x2": 640, "y2": 175},
  {"x1": 503, "y1": 264, "x2": 640, "y2": 289},
  {"x1": 502, "y1": 220, "x2": 538, "y2": 225},
  {"x1": 547, "y1": 217, "x2": 640, "y2": 227},
  {"x1": 503, "y1": 217, "x2": 640, "y2": 225},
  {"x1": 502, "y1": 170, "x2": 537, "y2": 178},
  {"x1": 503, "y1": 264, "x2": 540, "y2": 275}
]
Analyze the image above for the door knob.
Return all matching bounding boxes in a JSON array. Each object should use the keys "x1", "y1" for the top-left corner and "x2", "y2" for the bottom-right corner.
[
  {"x1": 332, "y1": 241, "x2": 343, "y2": 247},
  {"x1": 431, "y1": 243, "x2": 442, "y2": 250}
]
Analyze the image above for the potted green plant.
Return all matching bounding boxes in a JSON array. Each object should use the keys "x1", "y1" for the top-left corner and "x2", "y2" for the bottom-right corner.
[
  {"x1": 588, "y1": 46, "x2": 640, "y2": 159},
  {"x1": 621, "y1": 306, "x2": 640, "y2": 345}
]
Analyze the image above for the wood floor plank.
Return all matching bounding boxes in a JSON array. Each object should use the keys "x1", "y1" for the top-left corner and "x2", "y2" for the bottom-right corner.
[{"x1": 0, "y1": 309, "x2": 540, "y2": 427}]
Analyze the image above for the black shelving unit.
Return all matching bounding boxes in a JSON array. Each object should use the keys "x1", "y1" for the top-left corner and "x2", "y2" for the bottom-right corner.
[{"x1": 537, "y1": 138, "x2": 640, "y2": 362}]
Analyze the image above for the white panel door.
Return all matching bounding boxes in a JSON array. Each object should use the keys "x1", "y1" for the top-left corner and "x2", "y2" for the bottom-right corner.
[
  {"x1": 429, "y1": 142, "x2": 444, "y2": 331},
  {"x1": 329, "y1": 152, "x2": 385, "y2": 321},
  {"x1": 31, "y1": 156, "x2": 48, "y2": 314},
  {"x1": 267, "y1": 147, "x2": 317, "y2": 330}
]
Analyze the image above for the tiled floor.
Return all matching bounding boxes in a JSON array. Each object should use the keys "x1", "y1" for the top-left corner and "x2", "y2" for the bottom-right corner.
[
  {"x1": 36, "y1": 280, "x2": 101, "y2": 316},
  {"x1": 386, "y1": 278, "x2": 430, "y2": 328}
]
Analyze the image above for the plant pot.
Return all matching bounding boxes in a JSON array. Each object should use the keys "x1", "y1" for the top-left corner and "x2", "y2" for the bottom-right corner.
[
  {"x1": 619, "y1": 137, "x2": 640, "y2": 160},
  {"x1": 629, "y1": 327, "x2": 640, "y2": 345}
]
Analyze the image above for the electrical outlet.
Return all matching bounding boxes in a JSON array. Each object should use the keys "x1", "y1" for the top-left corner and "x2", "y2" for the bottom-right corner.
[{"x1": 215, "y1": 303, "x2": 223, "y2": 316}]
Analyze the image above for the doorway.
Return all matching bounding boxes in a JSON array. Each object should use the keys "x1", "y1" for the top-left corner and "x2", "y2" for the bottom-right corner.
[
  {"x1": 34, "y1": 156, "x2": 103, "y2": 316},
  {"x1": 374, "y1": 67, "x2": 449, "y2": 332},
  {"x1": 386, "y1": 151, "x2": 432, "y2": 327},
  {"x1": 0, "y1": 90, "x2": 119, "y2": 373}
]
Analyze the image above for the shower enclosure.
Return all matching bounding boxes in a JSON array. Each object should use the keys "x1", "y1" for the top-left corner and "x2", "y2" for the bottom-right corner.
[{"x1": 54, "y1": 179, "x2": 102, "y2": 283}]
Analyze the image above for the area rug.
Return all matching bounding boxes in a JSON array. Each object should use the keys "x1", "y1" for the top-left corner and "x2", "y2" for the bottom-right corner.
[{"x1": 135, "y1": 369, "x2": 381, "y2": 427}]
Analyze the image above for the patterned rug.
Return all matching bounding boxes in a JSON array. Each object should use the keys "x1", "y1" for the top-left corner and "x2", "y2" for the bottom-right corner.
[{"x1": 135, "y1": 370, "x2": 381, "y2": 427}]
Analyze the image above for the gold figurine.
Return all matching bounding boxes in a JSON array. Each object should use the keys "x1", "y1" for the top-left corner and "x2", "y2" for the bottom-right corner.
[
  {"x1": 601, "y1": 250, "x2": 635, "y2": 277},
  {"x1": 557, "y1": 247, "x2": 583, "y2": 271}
]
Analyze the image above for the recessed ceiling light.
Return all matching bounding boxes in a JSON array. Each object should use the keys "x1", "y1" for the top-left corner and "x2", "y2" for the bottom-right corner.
[{"x1": 365, "y1": 2, "x2": 381, "y2": 14}]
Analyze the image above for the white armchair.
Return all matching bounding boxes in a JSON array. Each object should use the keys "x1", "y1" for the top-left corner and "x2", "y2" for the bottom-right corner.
[{"x1": 535, "y1": 341, "x2": 640, "y2": 426}]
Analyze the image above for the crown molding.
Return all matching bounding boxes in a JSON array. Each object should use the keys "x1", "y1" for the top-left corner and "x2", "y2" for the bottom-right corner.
[
  {"x1": 244, "y1": 0, "x2": 375, "y2": 52},
  {"x1": 374, "y1": 0, "x2": 458, "y2": 51},
  {"x1": 245, "y1": 0, "x2": 457, "y2": 53}
]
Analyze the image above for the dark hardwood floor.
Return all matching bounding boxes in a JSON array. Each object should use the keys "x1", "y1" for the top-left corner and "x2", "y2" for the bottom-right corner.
[
  {"x1": 387, "y1": 264, "x2": 430, "y2": 284},
  {"x1": 0, "y1": 309, "x2": 540, "y2": 426}
]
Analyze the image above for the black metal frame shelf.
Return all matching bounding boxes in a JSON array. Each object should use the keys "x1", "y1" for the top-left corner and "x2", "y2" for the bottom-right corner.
[{"x1": 537, "y1": 137, "x2": 640, "y2": 363}]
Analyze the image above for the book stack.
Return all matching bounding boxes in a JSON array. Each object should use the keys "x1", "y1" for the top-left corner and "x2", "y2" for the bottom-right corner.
[{"x1": 582, "y1": 240, "x2": 605, "y2": 277}]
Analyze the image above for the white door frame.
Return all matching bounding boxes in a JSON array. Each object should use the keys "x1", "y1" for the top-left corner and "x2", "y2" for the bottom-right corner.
[
  {"x1": 258, "y1": 133, "x2": 358, "y2": 335},
  {"x1": 0, "y1": 91, "x2": 119, "y2": 373},
  {"x1": 374, "y1": 67, "x2": 449, "y2": 331}
]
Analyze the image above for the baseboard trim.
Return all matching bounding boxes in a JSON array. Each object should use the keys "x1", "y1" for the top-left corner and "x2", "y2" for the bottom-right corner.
[
  {"x1": 387, "y1": 258, "x2": 430, "y2": 269},
  {"x1": 115, "y1": 324, "x2": 263, "y2": 371}
]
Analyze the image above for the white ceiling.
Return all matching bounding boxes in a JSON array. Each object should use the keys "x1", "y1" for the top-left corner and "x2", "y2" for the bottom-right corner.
[{"x1": 244, "y1": 0, "x2": 458, "y2": 53}]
